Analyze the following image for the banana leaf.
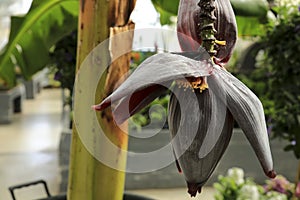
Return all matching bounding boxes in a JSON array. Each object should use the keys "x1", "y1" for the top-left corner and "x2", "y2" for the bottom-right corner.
[
  {"x1": 236, "y1": 16, "x2": 266, "y2": 37},
  {"x1": 151, "y1": 0, "x2": 268, "y2": 18},
  {"x1": 231, "y1": 0, "x2": 269, "y2": 36},
  {"x1": 151, "y1": 0, "x2": 179, "y2": 25},
  {"x1": 154, "y1": 5, "x2": 175, "y2": 25},
  {"x1": 151, "y1": 0, "x2": 179, "y2": 16},
  {"x1": 0, "y1": 0, "x2": 78, "y2": 89},
  {"x1": 230, "y1": 0, "x2": 268, "y2": 17}
]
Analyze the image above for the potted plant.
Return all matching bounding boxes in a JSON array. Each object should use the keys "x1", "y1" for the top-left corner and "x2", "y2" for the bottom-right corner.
[{"x1": 0, "y1": 0, "x2": 78, "y2": 123}]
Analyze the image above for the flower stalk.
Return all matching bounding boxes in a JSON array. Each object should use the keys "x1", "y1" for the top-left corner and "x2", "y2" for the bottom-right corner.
[{"x1": 197, "y1": 0, "x2": 217, "y2": 57}]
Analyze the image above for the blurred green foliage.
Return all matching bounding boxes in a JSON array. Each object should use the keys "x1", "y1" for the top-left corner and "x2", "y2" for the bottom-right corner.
[
  {"x1": 214, "y1": 167, "x2": 298, "y2": 200},
  {"x1": 48, "y1": 31, "x2": 77, "y2": 108},
  {"x1": 237, "y1": 4, "x2": 300, "y2": 158},
  {"x1": 151, "y1": 0, "x2": 179, "y2": 25},
  {"x1": 151, "y1": 0, "x2": 269, "y2": 36}
]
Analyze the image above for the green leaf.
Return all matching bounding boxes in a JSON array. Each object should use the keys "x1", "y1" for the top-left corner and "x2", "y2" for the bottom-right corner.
[
  {"x1": 236, "y1": 16, "x2": 266, "y2": 37},
  {"x1": 151, "y1": 0, "x2": 179, "y2": 25},
  {"x1": 0, "y1": 0, "x2": 78, "y2": 89},
  {"x1": 154, "y1": 6, "x2": 174, "y2": 25},
  {"x1": 230, "y1": 0, "x2": 268, "y2": 18},
  {"x1": 151, "y1": 0, "x2": 179, "y2": 16},
  {"x1": 231, "y1": 0, "x2": 269, "y2": 37},
  {"x1": 150, "y1": 0, "x2": 269, "y2": 35},
  {"x1": 151, "y1": 0, "x2": 268, "y2": 18}
]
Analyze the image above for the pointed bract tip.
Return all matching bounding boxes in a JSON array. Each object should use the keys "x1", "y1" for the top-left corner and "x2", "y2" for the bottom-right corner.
[
  {"x1": 267, "y1": 170, "x2": 277, "y2": 179},
  {"x1": 188, "y1": 190, "x2": 197, "y2": 198},
  {"x1": 187, "y1": 182, "x2": 202, "y2": 197},
  {"x1": 92, "y1": 100, "x2": 111, "y2": 111},
  {"x1": 91, "y1": 105, "x2": 99, "y2": 110},
  {"x1": 175, "y1": 160, "x2": 182, "y2": 173}
]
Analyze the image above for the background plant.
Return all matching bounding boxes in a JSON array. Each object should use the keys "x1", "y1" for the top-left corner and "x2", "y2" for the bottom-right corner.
[
  {"x1": 49, "y1": 30, "x2": 77, "y2": 108},
  {"x1": 0, "y1": 0, "x2": 78, "y2": 89},
  {"x1": 214, "y1": 167, "x2": 263, "y2": 200},
  {"x1": 237, "y1": 3, "x2": 300, "y2": 159},
  {"x1": 261, "y1": 4, "x2": 300, "y2": 158},
  {"x1": 214, "y1": 167, "x2": 300, "y2": 200}
]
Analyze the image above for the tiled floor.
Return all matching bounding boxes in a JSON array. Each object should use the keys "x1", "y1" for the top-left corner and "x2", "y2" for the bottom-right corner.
[
  {"x1": 0, "y1": 88, "x2": 62, "y2": 200},
  {"x1": 0, "y1": 88, "x2": 215, "y2": 200}
]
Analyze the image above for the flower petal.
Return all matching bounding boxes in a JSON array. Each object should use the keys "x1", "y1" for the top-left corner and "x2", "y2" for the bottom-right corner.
[
  {"x1": 207, "y1": 65, "x2": 276, "y2": 178},
  {"x1": 112, "y1": 84, "x2": 169, "y2": 124},
  {"x1": 198, "y1": 81, "x2": 233, "y2": 158},
  {"x1": 177, "y1": 0, "x2": 201, "y2": 51},
  {"x1": 168, "y1": 85, "x2": 233, "y2": 197},
  {"x1": 93, "y1": 53, "x2": 213, "y2": 111}
]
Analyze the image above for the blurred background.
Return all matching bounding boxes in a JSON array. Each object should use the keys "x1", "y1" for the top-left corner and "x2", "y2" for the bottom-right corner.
[{"x1": 0, "y1": 0, "x2": 300, "y2": 200}]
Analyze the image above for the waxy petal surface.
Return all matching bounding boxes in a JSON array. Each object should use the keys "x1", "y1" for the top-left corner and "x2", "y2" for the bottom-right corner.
[
  {"x1": 207, "y1": 65, "x2": 275, "y2": 178},
  {"x1": 177, "y1": 0, "x2": 201, "y2": 51},
  {"x1": 112, "y1": 84, "x2": 169, "y2": 124},
  {"x1": 94, "y1": 53, "x2": 213, "y2": 111},
  {"x1": 168, "y1": 85, "x2": 234, "y2": 197}
]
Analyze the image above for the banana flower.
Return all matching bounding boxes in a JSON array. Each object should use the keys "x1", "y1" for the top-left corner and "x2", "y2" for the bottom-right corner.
[{"x1": 93, "y1": 0, "x2": 276, "y2": 197}]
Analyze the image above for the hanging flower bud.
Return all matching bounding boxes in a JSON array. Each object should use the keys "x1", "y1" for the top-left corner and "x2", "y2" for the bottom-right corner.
[
  {"x1": 93, "y1": 52, "x2": 276, "y2": 197},
  {"x1": 168, "y1": 85, "x2": 234, "y2": 197}
]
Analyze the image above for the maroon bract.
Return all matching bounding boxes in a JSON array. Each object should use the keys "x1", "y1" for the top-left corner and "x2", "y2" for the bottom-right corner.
[
  {"x1": 93, "y1": 51, "x2": 275, "y2": 197},
  {"x1": 177, "y1": 0, "x2": 237, "y2": 65},
  {"x1": 93, "y1": 52, "x2": 213, "y2": 123}
]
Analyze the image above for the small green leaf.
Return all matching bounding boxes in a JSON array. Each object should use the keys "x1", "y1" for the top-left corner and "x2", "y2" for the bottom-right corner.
[{"x1": 151, "y1": 0, "x2": 179, "y2": 16}]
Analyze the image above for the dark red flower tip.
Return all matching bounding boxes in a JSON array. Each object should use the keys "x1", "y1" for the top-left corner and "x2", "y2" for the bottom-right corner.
[
  {"x1": 267, "y1": 170, "x2": 277, "y2": 179},
  {"x1": 175, "y1": 159, "x2": 182, "y2": 173},
  {"x1": 91, "y1": 100, "x2": 111, "y2": 111},
  {"x1": 187, "y1": 182, "x2": 202, "y2": 197}
]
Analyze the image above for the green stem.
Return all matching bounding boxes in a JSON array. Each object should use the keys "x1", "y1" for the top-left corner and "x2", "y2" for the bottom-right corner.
[{"x1": 197, "y1": 0, "x2": 217, "y2": 57}]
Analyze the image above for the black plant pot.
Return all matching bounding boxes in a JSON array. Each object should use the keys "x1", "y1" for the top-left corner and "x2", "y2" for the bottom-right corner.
[
  {"x1": 124, "y1": 193, "x2": 155, "y2": 200},
  {"x1": 37, "y1": 193, "x2": 154, "y2": 200},
  {"x1": 9, "y1": 180, "x2": 155, "y2": 200}
]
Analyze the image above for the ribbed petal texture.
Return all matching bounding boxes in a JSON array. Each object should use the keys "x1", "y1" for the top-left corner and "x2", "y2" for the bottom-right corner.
[
  {"x1": 93, "y1": 53, "x2": 212, "y2": 112},
  {"x1": 168, "y1": 85, "x2": 234, "y2": 197},
  {"x1": 208, "y1": 65, "x2": 275, "y2": 178}
]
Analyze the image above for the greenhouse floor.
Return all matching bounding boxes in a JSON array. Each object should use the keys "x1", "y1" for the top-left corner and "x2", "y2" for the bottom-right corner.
[{"x1": 0, "y1": 88, "x2": 215, "y2": 200}]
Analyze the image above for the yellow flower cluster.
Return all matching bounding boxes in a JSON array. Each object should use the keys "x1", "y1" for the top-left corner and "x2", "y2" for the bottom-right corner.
[{"x1": 176, "y1": 77, "x2": 208, "y2": 92}]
